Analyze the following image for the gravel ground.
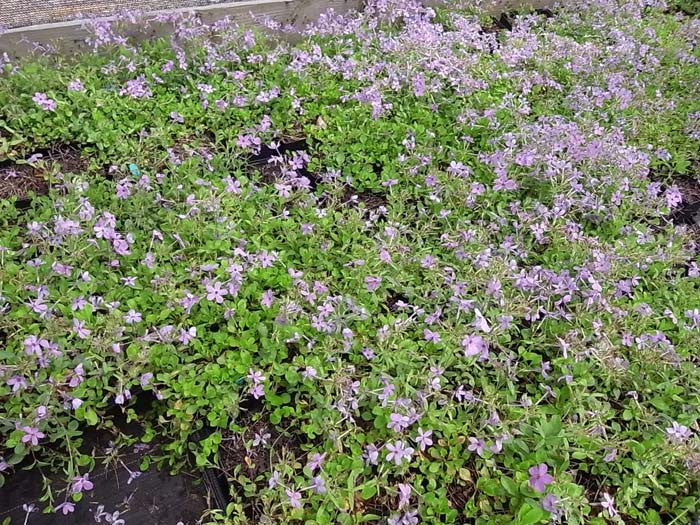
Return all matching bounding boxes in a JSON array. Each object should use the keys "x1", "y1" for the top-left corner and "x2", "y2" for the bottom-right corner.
[{"x1": 0, "y1": 0, "x2": 244, "y2": 29}]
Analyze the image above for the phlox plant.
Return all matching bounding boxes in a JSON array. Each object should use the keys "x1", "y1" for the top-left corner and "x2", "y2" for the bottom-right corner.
[{"x1": 0, "y1": 0, "x2": 699, "y2": 524}]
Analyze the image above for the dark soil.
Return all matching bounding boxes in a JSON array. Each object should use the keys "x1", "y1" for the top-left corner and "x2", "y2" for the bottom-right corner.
[
  {"x1": 214, "y1": 400, "x2": 304, "y2": 520},
  {"x1": 384, "y1": 291, "x2": 410, "y2": 313},
  {"x1": 247, "y1": 138, "x2": 322, "y2": 191},
  {"x1": 671, "y1": 175, "x2": 700, "y2": 258},
  {"x1": 446, "y1": 479, "x2": 476, "y2": 523},
  {"x1": 342, "y1": 189, "x2": 388, "y2": 211},
  {"x1": 673, "y1": 175, "x2": 700, "y2": 225},
  {"x1": 359, "y1": 486, "x2": 394, "y2": 517},
  {"x1": 248, "y1": 137, "x2": 307, "y2": 166},
  {"x1": 0, "y1": 430, "x2": 208, "y2": 525},
  {"x1": 0, "y1": 144, "x2": 86, "y2": 202}
]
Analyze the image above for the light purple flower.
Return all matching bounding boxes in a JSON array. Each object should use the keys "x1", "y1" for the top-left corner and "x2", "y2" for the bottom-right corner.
[
  {"x1": 542, "y1": 493, "x2": 559, "y2": 514},
  {"x1": 415, "y1": 428, "x2": 433, "y2": 451},
  {"x1": 261, "y1": 289, "x2": 275, "y2": 308},
  {"x1": 124, "y1": 309, "x2": 142, "y2": 324},
  {"x1": 205, "y1": 281, "x2": 227, "y2": 303},
  {"x1": 72, "y1": 319, "x2": 91, "y2": 339},
  {"x1": 179, "y1": 327, "x2": 196, "y2": 345},
  {"x1": 250, "y1": 383, "x2": 265, "y2": 399},
  {"x1": 385, "y1": 440, "x2": 414, "y2": 466},
  {"x1": 600, "y1": 493, "x2": 617, "y2": 517},
  {"x1": 666, "y1": 421, "x2": 692, "y2": 444},
  {"x1": 120, "y1": 75, "x2": 152, "y2": 99},
  {"x1": 268, "y1": 471, "x2": 281, "y2": 488},
  {"x1": 365, "y1": 276, "x2": 382, "y2": 292},
  {"x1": 67, "y1": 79, "x2": 85, "y2": 92},
  {"x1": 397, "y1": 483, "x2": 411, "y2": 509},
  {"x1": 307, "y1": 452, "x2": 326, "y2": 472},
  {"x1": 528, "y1": 464, "x2": 554, "y2": 493},
  {"x1": 423, "y1": 329, "x2": 441, "y2": 343},
  {"x1": 462, "y1": 335, "x2": 488, "y2": 358},
  {"x1": 311, "y1": 476, "x2": 326, "y2": 494},
  {"x1": 603, "y1": 448, "x2": 618, "y2": 462},
  {"x1": 71, "y1": 474, "x2": 94, "y2": 494},
  {"x1": 21, "y1": 426, "x2": 45, "y2": 446},
  {"x1": 32, "y1": 92, "x2": 56, "y2": 111},
  {"x1": 364, "y1": 443, "x2": 379, "y2": 465},
  {"x1": 467, "y1": 437, "x2": 485, "y2": 457},
  {"x1": 286, "y1": 489, "x2": 302, "y2": 508},
  {"x1": 388, "y1": 413, "x2": 411, "y2": 432}
]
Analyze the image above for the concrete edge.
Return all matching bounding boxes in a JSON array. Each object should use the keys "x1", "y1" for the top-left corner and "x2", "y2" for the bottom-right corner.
[
  {"x1": 1, "y1": 0, "x2": 295, "y2": 35},
  {"x1": 0, "y1": 0, "x2": 367, "y2": 57},
  {"x1": 0, "y1": 0, "x2": 555, "y2": 58}
]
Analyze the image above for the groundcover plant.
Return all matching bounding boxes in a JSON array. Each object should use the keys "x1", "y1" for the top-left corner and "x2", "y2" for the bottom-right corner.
[{"x1": 0, "y1": 0, "x2": 699, "y2": 523}]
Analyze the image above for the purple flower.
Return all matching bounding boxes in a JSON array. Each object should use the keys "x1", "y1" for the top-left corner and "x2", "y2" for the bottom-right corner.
[
  {"x1": 365, "y1": 276, "x2": 382, "y2": 292},
  {"x1": 385, "y1": 440, "x2": 414, "y2": 466},
  {"x1": 423, "y1": 329, "x2": 441, "y2": 343},
  {"x1": 415, "y1": 428, "x2": 433, "y2": 451},
  {"x1": 170, "y1": 111, "x2": 184, "y2": 123},
  {"x1": 467, "y1": 437, "x2": 485, "y2": 457},
  {"x1": 302, "y1": 366, "x2": 318, "y2": 379},
  {"x1": 71, "y1": 474, "x2": 94, "y2": 494},
  {"x1": 32, "y1": 92, "x2": 56, "y2": 111},
  {"x1": 23, "y1": 335, "x2": 43, "y2": 356},
  {"x1": 600, "y1": 493, "x2": 617, "y2": 517},
  {"x1": 179, "y1": 327, "x2": 196, "y2": 345},
  {"x1": 666, "y1": 422, "x2": 692, "y2": 444},
  {"x1": 55, "y1": 502, "x2": 75, "y2": 515},
  {"x1": 247, "y1": 369, "x2": 265, "y2": 384},
  {"x1": 261, "y1": 289, "x2": 275, "y2": 308},
  {"x1": 124, "y1": 309, "x2": 142, "y2": 324},
  {"x1": 542, "y1": 493, "x2": 559, "y2": 514},
  {"x1": 268, "y1": 471, "x2": 281, "y2": 488},
  {"x1": 528, "y1": 464, "x2": 554, "y2": 493},
  {"x1": 364, "y1": 443, "x2": 379, "y2": 465},
  {"x1": 21, "y1": 426, "x2": 45, "y2": 446},
  {"x1": 140, "y1": 373, "x2": 154, "y2": 387},
  {"x1": 306, "y1": 452, "x2": 326, "y2": 472},
  {"x1": 311, "y1": 476, "x2": 327, "y2": 494},
  {"x1": 120, "y1": 75, "x2": 152, "y2": 99},
  {"x1": 388, "y1": 413, "x2": 411, "y2": 432},
  {"x1": 397, "y1": 483, "x2": 411, "y2": 509},
  {"x1": 72, "y1": 319, "x2": 91, "y2": 339},
  {"x1": 286, "y1": 489, "x2": 302, "y2": 508},
  {"x1": 462, "y1": 335, "x2": 488, "y2": 358},
  {"x1": 205, "y1": 281, "x2": 227, "y2": 303},
  {"x1": 181, "y1": 292, "x2": 200, "y2": 313},
  {"x1": 472, "y1": 309, "x2": 491, "y2": 333},
  {"x1": 250, "y1": 383, "x2": 265, "y2": 399},
  {"x1": 67, "y1": 79, "x2": 85, "y2": 92},
  {"x1": 603, "y1": 448, "x2": 618, "y2": 462},
  {"x1": 258, "y1": 250, "x2": 278, "y2": 268}
]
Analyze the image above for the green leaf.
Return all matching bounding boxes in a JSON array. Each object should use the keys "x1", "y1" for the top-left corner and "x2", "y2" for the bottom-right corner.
[
  {"x1": 516, "y1": 503, "x2": 548, "y2": 525},
  {"x1": 85, "y1": 409, "x2": 99, "y2": 426},
  {"x1": 501, "y1": 476, "x2": 519, "y2": 496}
]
